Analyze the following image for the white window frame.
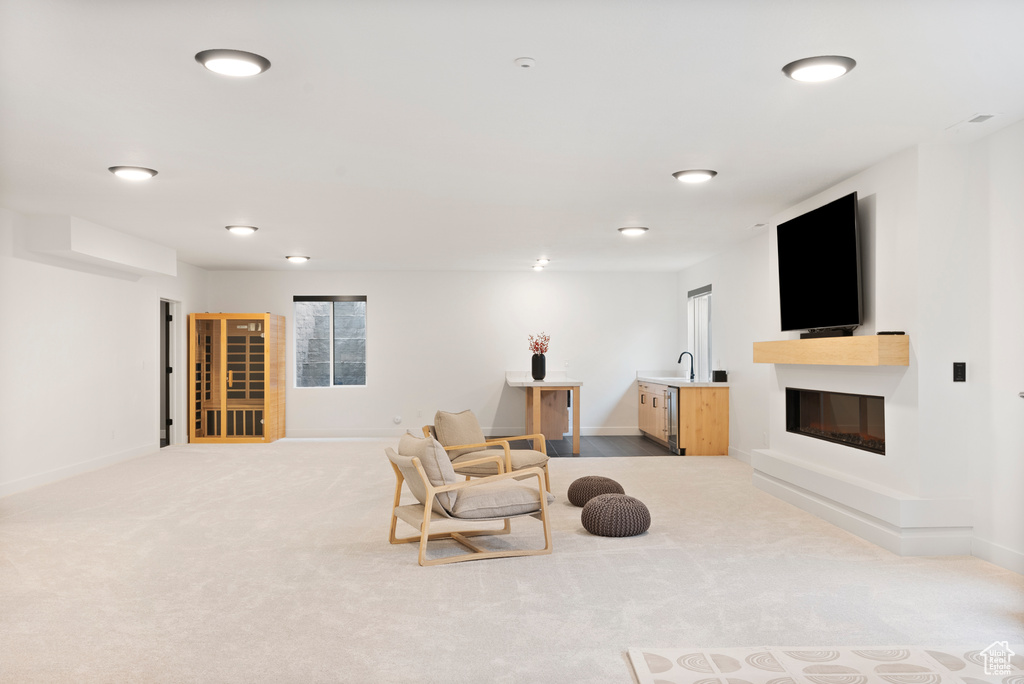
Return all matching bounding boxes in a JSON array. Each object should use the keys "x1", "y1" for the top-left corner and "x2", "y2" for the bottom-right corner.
[
  {"x1": 686, "y1": 285, "x2": 712, "y2": 383},
  {"x1": 293, "y1": 295, "x2": 367, "y2": 388}
]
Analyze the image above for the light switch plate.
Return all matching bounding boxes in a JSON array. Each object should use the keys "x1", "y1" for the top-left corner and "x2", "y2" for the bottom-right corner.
[{"x1": 953, "y1": 362, "x2": 966, "y2": 382}]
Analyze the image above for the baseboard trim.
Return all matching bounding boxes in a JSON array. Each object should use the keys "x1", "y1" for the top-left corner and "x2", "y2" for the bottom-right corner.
[
  {"x1": 729, "y1": 446, "x2": 753, "y2": 464},
  {"x1": 580, "y1": 427, "x2": 642, "y2": 436},
  {"x1": 288, "y1": 428, "x2": 407, "y2": 438},
  {"x1": 971, "y1": 536, "x2": 1024, "y2": 575},
  {"x1": 0, "y1": 443, "x2": 156, "y2": 498}
]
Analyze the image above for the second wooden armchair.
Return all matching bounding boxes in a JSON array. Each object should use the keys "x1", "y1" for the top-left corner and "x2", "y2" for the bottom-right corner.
[{"x1": 423, "y1": 409, "x2": 551, "y2": 492}]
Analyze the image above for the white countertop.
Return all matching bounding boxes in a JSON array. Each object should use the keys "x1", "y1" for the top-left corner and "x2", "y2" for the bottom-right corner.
[
  {"x1": 505, "y1": 371, "x2": 582, "y2": 387},
  {"x1": 636, "y1": 372, "x2": 729, "y2": 388}
]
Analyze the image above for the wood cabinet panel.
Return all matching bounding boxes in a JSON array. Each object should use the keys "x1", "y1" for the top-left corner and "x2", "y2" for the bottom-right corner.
[
  {"x1": 678, "y1": 387, "x2": 729, "y2": 456},
  {"x1": 638, "y1": 383, "x2": 669, "y2": 444},
  {"x1": 538, "y1": 389, "x2": 569, "y2": 439}
]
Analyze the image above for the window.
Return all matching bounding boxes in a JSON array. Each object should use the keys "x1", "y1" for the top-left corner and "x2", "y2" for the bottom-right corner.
[
  {"x1": 687, "y1": 285, "x2": 712, "y2": 383},
  {"x1": 293, "y1": 296, "x2": 366, "y2": 387}
]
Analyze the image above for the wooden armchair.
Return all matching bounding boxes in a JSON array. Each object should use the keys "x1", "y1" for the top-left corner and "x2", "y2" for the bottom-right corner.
[
  {"x1": 423, "y1": 409, "x2": 550, "y2": 491},
  {"x1": 387, "y1": 432, "x2": 552, "y2": 566}
]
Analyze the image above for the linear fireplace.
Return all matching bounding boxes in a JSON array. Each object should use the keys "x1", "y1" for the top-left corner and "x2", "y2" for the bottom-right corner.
[{"x1": 786, "y1": 388, "x2": 885, "y2": 454}]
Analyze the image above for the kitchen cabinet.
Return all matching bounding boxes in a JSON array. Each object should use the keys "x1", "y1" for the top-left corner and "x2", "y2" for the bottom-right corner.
[
  {"x1": 638, "y1": 382, "x2": 669, "y2": 444},
  {"x1": 638, "y1": 378, "x2": 729, "y2": 455}
]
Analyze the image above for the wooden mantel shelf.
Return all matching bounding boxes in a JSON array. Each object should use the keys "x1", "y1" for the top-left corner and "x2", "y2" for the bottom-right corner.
[{"x1": 753, "y1": 334, "x2": 910, "y2": 367}]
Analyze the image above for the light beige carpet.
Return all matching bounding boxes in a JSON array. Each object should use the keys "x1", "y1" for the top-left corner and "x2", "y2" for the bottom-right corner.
[
  {"x1": 1, "y1": 439, "x2": 1022, "y2": 683},
  {"x1": 629, "y1": 645, "x2": 1024, "y2": 684}
]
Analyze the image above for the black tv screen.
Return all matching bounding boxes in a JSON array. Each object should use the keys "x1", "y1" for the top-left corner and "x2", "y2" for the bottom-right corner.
[{"x1": 777, "y1": 192, "x2": 862, "y2": 332}]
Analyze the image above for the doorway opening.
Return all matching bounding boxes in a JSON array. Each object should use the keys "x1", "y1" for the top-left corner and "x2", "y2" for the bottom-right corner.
[
  {"x1": 160, "y1": 301, "x2": 171, "y2": 447},
  {"x1": 160, "y1": 300, "x2": 182, "y2": 447}
]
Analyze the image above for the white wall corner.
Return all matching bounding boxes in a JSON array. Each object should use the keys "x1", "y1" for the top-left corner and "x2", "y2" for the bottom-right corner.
[
  {"x1": 970, "y1": 537, "x2": 1024, "y2": 576},
  {"x1": 30, "y1": 215, "x2": 177, "y2": 277},
  {"x1": 751, "y1": 449, "x2": 973, "y2": 556},
  {"x1": 729, "y1": 445, "x2": 753, "y2": 464}
]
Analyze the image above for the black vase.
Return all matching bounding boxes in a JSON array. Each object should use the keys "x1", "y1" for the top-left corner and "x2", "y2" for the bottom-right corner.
[{"x1": 531, "y1": 353, "x2": 546, "y2": 381}]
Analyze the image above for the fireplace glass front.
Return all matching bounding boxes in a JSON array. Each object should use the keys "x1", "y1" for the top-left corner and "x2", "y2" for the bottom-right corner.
[{"x1": 785, "y1": 388, "x2": 885, "y2": 454}]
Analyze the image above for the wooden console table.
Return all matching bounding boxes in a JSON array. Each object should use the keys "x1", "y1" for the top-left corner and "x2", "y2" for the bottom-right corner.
[{"x1": 505, "y1": 372, "x2": 582, "y2": 454}]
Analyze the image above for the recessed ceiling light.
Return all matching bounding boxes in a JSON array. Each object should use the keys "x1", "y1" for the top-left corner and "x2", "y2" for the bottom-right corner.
[
  {"x1": 226, "y1": 225, "x2": 258, "y2": 235},
  {"x1": 514, "y1": 57, "x2": 536, "y2": 69},
  {"x1": 195, "y1": 49, "x2": 271, "y2": 77},
  {"x1": 672, "y1": 169, "x2": 717, "y2": 184},
  {"x1": 618, "y1": 226, "x2": 649, "y2": 237},
  {"x1": 532, "y1": 264, "x2": 545, "y2": 271},
  {"x1": 536, "y1": 258, "x2": 550, "y2": 265},
  {"x1": 108, "y1": 166, "x2": 157, "y2": 181},
  {"x1": 285, "y1": 255, "x2": 310, "y2": 263},
  {"x1": 782, "y1": 55, "x2": 856, "y2": 82}
]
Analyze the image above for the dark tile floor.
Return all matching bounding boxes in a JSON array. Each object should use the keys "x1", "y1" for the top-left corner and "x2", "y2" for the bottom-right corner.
[{"x1": 508, "y1": 435, "x2": 677, "y2": 457}]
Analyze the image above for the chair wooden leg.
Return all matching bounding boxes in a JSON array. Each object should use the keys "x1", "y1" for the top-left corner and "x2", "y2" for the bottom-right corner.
[
  {"x1": 417, "y1": 497, "x2": 434, "y2": 567},
  {"x1": 537, "y1": 472, "x2": 553, "y2": 553},
  {"x1": 388, "y1": 462, "x2": 406, "y2": 544}
]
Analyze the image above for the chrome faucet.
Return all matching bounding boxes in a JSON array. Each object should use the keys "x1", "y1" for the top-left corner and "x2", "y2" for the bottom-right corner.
[{"x1": 677, "y1": 351, "x2": 695, "y2": 382}]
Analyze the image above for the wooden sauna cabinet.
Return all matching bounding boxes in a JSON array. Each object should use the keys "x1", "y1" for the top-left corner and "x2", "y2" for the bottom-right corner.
[{"x1": 188, "y1": 313, "x2": 286, "y2": 443}]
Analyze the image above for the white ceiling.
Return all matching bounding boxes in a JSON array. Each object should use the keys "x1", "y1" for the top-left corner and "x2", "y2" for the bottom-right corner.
[{"x1": 2, "y1": 0, "x2": 1023, "y2": 272}]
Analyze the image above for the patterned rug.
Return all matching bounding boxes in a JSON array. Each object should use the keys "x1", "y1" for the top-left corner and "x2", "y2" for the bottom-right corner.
[{"x1": 628, "y1": 645, "x2": 1024, "y2": 684}]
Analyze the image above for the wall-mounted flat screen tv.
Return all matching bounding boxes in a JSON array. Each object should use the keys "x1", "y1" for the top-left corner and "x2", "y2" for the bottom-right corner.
[{"x1": 776, "y1": 191, "x2": 862, "y2": 334}]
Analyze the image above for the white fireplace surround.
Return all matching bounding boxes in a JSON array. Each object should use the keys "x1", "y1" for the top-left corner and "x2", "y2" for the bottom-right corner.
[
  {"x1": 752, "y1": 362, "x2": 973, "y2": 556},
  {"x1": 751, "y1": 450, "x2": 972, "y2": 556}
]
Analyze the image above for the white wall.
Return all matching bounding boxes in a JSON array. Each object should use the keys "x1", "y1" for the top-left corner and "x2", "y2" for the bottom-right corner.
[
  {"x1": 969, "y1": 119, "x2": 1024, "y2": 572},
  {"x1": 683, "y1": 129, "x2": 1024, "y2": 570},
  {"x1": 678, "y1": 146, "x2": 926, "y2": 491},
  {"x1": 677, "y1": 230, "x2": 773, "y2": 461},
  {"x1": 0, "y1": 207, "x2": 208, "y2": 496},
  {"x1": 206, "y1": 269, "x2": 679, "y2": 437},
  {"x1": 766, "y1": 148, "x2": 924, "y2": 494}
]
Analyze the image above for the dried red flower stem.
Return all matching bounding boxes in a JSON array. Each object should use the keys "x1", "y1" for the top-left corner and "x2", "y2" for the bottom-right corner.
[{"x1": 528, "y1": 332, "x2": 550, "y2": 355}]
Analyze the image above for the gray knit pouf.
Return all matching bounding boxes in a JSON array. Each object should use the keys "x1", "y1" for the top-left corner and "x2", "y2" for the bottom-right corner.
[
  {"x1": 581, "y1": 493, "x2": 651, "y2": 537},
  {"x1": 567, "y1": 475, "x2": 625, "y2": 507}
]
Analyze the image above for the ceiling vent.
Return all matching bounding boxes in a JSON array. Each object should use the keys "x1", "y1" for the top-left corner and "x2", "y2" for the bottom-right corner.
[{"x1": 946, "y1": 113, "x2": 997, "y2": 131}]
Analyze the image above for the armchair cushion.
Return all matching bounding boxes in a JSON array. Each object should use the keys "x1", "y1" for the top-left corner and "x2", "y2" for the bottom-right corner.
[
  {"x1": 451, "y1": 480, "x2": 555, "y2": 519},
  {"x1": 434, "y1": 409, "x2": 494, "y2": 459},
  {"x1": 392, "y1": 432, "x2": 459, "y2": 513},
  {"x1": 451, "y1": 449, "x2": 548, "y2": 477}
]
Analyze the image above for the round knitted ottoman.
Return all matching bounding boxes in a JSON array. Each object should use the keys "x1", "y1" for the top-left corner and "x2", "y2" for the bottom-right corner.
[
  {"x1": 581, "y1": 493, "x2": 651, "y2": 537},
  {"x1": 567, "y1": 475, "x2": 625, "y2": 507}
]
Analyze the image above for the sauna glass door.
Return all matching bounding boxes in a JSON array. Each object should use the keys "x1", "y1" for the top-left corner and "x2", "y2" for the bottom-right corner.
[
  {"x1": 191, "y1": 314, "x2": 270, "y2": 442},
  {"x1": 224, "y1": 318, "x2": 266, "y2": 438}
]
